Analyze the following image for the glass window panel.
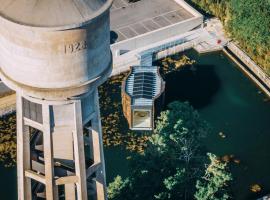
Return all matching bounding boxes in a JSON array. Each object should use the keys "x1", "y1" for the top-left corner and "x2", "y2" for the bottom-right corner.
[{"x1": 132, "y1": 110, "x2": 151, "y2": 128}]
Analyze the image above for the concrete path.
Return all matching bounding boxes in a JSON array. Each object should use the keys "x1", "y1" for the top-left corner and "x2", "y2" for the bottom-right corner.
[
  {"x1": 0, "y1": 81, "x2": 13, "y2": 96},
  {"x1": 193, "y1": 18, "x2": 229, "y2": 53},
  {"x1": 0, "y1": 93, "x2": 16, "y2": 115}
]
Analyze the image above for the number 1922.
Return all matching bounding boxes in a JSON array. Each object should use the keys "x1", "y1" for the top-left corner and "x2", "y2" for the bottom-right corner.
[{"x1": 64, "y1": 41, "x2": 88, "y2": 54}]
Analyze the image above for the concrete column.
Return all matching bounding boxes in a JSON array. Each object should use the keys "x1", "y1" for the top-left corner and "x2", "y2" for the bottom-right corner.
[
  {"x1": 42, "y1": 104, "x2": 58, "y2": 200},
  {"x1": 91, "y1": 89, "x2": 107, "y2": 200},
  {"x1": 73, "y1": 101, "x2": 88, "y2": 200},
  {"x1": 17, "y1": 94, "x2": 32, "y2": 200},
  {"x1": 88, "y1": 128, "x2": 94, "y2": 162},
  {"x1": 65, "y1": 184, "x2": 76, "y2": 200}
]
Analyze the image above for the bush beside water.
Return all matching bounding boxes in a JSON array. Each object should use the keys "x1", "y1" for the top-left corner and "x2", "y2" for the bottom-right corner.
[{"x1": 0, "y1": 114, "x2": 16, "y2": 167}]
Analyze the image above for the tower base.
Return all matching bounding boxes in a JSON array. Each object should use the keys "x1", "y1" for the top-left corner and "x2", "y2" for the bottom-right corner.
[{"x1": 16, "y1": 89, "x2": 106, "y2": 200}]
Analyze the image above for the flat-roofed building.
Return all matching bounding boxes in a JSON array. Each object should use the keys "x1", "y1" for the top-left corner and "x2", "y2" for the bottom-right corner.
[
  {"x1": 111, "y1": 0, "x2": 195, "y2": 43},
  {"x1": 110, "y1": 0, "x2": 204, "y2": 74}
]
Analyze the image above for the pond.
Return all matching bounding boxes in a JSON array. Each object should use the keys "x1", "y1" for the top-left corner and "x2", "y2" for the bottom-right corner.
[
  {"x1": 0, "y1": 49, "x2": 269, "y2": 200},
  {"x1": 104, "y1": 146, "x2": 132, "y2": 183},
  {"x1": 0, "y1": 146, "x2": 132, "y2": 199},
  {"x1": 100, "y1": 49, "x2": 270, "y2": 199},
  {"x1": 156, "y1": 49, "x2": 270, "y2": 200}
]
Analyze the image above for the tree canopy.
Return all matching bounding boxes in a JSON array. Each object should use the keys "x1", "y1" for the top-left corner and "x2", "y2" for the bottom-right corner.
[
  {"x1": 195, "y1": 153, "x2": 232, "y2": 200},
  {"x1": 108, "y1": 101, "x2": 232, "y2": 200}
]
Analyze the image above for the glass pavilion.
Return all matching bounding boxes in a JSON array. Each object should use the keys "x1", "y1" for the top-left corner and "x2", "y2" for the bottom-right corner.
[{"x1": 122, "y1": 66, "x2": 165, "y2": 130}]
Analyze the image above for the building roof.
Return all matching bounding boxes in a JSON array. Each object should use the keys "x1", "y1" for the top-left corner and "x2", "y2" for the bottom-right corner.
[
  {"x1": 133, "y1": 72, "x2": 155, "y2": 99},
  {"x1": 0, "y1": 0, "x2": 112, "y2": 29},
  {"x1": 110, "y1": 0, "x2": 194, "y2": 43},
  {"x1": 126, "y1": 66, "x2": 163, "y2": 106}
]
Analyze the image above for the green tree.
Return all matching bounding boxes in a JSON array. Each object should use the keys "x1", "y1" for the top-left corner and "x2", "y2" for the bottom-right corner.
[
  {"x1": 194, "y1": 153, "x2": 232, "y2": 200},
  {"x1": 108, "y1": 101, "x2": 210, "y2": 200},
  {"x1": 108, "y1": 176, "x2": 130, "y2": 199}
]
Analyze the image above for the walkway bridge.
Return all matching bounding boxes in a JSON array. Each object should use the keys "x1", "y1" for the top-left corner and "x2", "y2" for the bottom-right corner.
[{"x1": 111, "y1": 27, "x2": 224, "y2": 76}]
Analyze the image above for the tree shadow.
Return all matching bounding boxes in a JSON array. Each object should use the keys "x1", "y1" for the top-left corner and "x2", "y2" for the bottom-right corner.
[
  {"x1": 164, "y1": 64, "x2": 221, "y2": 110},
  {"x1": 110, "y1": 31, "x2": 118, "y2": 44},
  {"x1": 185, "y1": 0, "x2": 214, "y2": 18}
]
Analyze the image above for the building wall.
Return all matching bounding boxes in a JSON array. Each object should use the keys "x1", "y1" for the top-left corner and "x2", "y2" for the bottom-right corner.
[
  {"x1": 111, "y1": 0, "x2": 203, "y2": 74},
  {"x1": 111, "y1": 17, "x2": 202, "y2": 55},
  {"x1": 121, "y1": 72, "x2": 132, "y2": 128},
  {"x1": 111, "y1": 28, "x2": 203, "y2": 76}
]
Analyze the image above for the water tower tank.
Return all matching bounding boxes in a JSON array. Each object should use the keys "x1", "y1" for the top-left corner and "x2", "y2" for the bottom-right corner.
[
  {"x1": 0, "y1": 1, "x2": 113, "y2": 199},
  {"x1": 0, "y1": 0, "x2": 113, "y2": 99}
]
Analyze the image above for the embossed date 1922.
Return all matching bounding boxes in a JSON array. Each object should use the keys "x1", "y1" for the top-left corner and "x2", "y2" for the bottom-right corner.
[{"x1": 64, "y1": 41, "x2": 89, "y2": 54}]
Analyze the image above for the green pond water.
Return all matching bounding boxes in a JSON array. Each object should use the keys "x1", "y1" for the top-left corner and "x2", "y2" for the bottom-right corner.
[
  {"x1": 160, "y1": 50, "x2": 270, "y2": 200},
  {"x1": 105, "y1": 50, "x2": 270, "y2": 200},
  {"x1": 1, "y1": 50, "x2": 270, "y2": 200}
]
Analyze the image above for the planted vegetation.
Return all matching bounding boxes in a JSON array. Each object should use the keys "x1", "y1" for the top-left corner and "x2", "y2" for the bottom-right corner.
[
  {"x1": 0, "y1": 113, "x2": 16, "y2": 167},
  {"x1": 195, "y1": 153, "x2": 233, "y2": 200},
  {"x1": 159, "y1": 55, "x2": 196, "y2": 75},
  {"x1": 188, "y1": 0, "x2": 270, "y2": 74}
]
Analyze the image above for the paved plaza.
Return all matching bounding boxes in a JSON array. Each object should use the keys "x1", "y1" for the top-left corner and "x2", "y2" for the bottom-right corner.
[{"x1": 110, "y1": 0, "x2": 194, "y2": 42}]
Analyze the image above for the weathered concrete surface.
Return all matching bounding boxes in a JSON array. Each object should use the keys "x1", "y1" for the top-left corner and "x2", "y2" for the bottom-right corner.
[
  {"x1": 0, "y1": 0, "x2": 112, "y2": 28},
  {"x1": 0, "y1": 10, "x2": 112, "y2": 99},
  {"x1": 111, "y1": 0, "x2": 193, "y2": 42},
  {"x1": 111, "y1": 16, "x2": 202, "y2": 54},
  {"x1": 111, "y1": 28, "x2": 205, "y2": 76},
  {"x1": 0, "y1": 81, "x2": 13, "y2": 96},
  {"x1": 0, "y1": 0, "x2": 112, "y2": 199},
  {"x1": 110, "y1": 0, "x2": 203, "y2": 71}
]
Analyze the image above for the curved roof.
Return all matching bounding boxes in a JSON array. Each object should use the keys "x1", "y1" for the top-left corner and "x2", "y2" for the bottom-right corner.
[
  {"x1": 126, "y1": 66, "x2": 164, "y2": 106},
  {"x1": 0, "y1": 0, "x2": 112, "y2": 29}
]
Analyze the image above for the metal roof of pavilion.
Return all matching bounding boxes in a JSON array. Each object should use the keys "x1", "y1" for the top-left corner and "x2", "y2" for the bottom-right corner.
[{"x1": 126, "y1": 66, "x2": 163, "y2": 106}]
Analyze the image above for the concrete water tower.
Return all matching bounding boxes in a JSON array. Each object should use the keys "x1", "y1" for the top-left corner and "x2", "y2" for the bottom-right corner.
[{"x1": 0, "y1": 0, "x2": 112, "y2": 199}]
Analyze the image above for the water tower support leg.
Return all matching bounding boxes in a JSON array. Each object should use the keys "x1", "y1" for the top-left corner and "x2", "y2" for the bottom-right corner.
[
  {"x1": 17, "y1": 94, "x2": 32, "y2": 200},
  {"x1": 65, "y1": 184, "x2": 76, "y2": 200},
  {"x1": 73, "y1": 101, "x2": 88, "y2": 200},
  {"x1": 91, "y1": 89, "x2": 107, "y2": 200},
  {"x1": 42, "y1": 104, "x2": 59, "y2": 200}
]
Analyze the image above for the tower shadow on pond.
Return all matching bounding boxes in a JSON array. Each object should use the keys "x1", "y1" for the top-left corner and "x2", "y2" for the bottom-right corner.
[{"x1": 164, "y1": 64, "x2": 221, "y2": 109}]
